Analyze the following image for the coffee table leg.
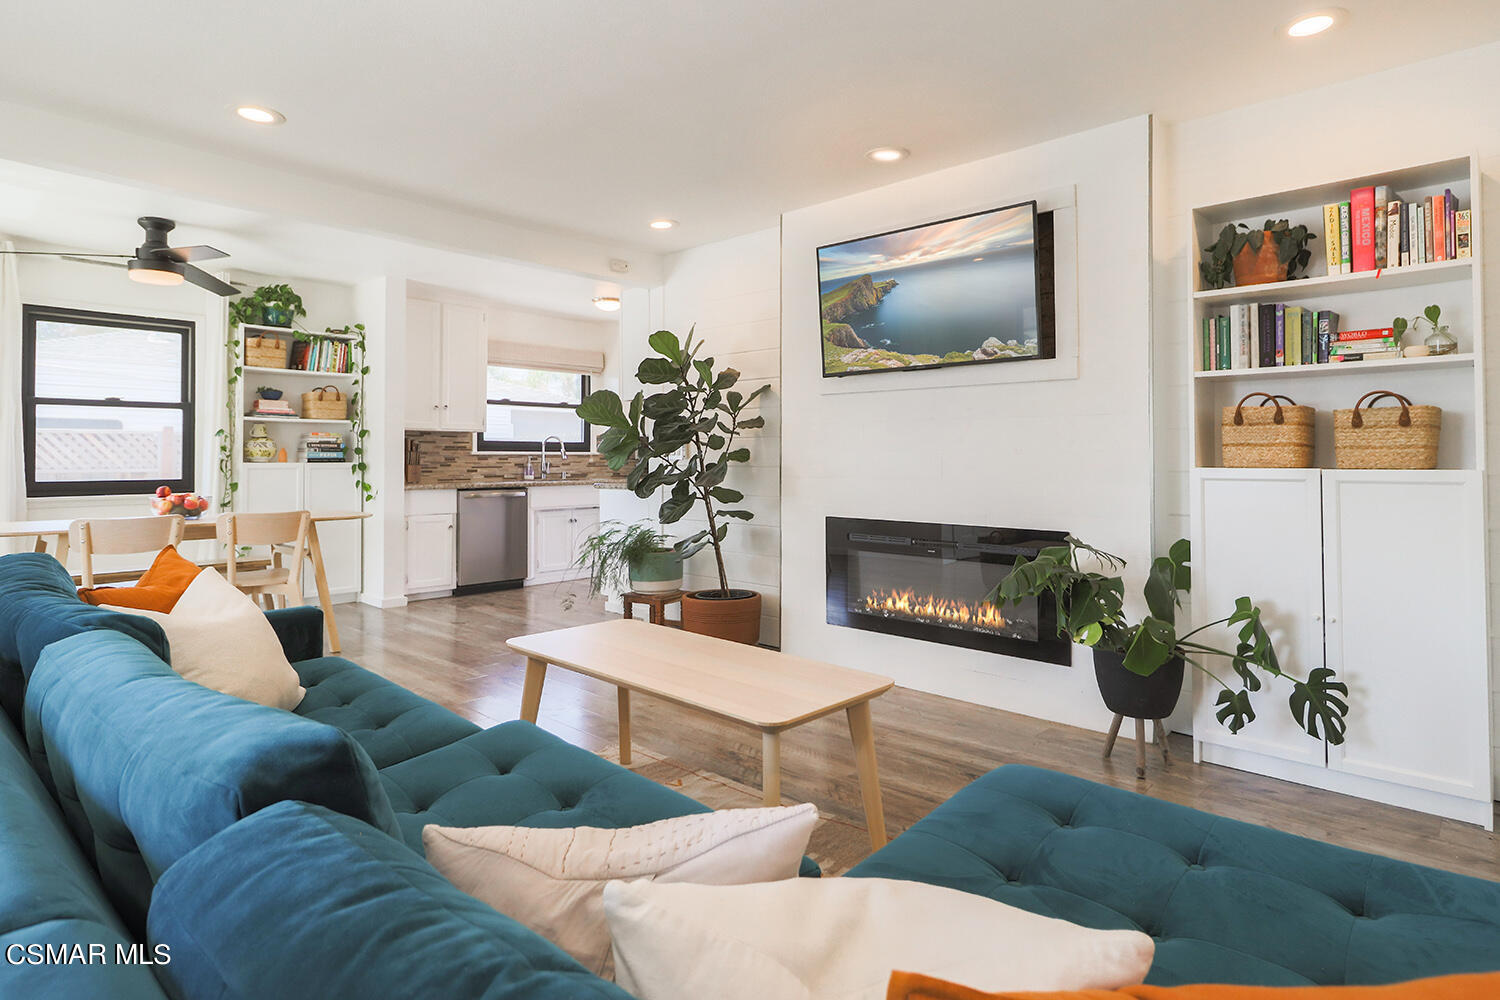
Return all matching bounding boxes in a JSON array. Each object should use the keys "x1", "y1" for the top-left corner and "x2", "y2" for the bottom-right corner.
[
  {"x1": 762, "y1": 730, "x2": 781, "y2": 806},
  {"x1": 846, "y1": 700, "x2": 887, "y2": 850},
  {"x1": 617, "y1": 687, "x2": 632, "y2": 765},
  {"x1": 520, "y1": 657, "x2": 547, "y2": 723}
]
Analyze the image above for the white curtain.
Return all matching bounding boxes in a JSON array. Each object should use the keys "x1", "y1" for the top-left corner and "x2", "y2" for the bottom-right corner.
[
  {"x1": 0, "y1": 239, "x2": 24, "y2": 550},
  {"x1": 489, "y1": 339, "x2": 605, "y2": 374}
]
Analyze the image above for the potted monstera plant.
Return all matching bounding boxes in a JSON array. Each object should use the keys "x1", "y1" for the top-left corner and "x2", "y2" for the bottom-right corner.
[
  {"x1": 987, "y1": 536, "x2": 1348, "y2": 744},
  {"x1": 579, "y1": 329, "x2": 770, "y2": 643}
]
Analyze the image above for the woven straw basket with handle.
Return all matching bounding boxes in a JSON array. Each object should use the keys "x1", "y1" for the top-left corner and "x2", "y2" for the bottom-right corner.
[
  {"x1": 1334, "y1": 390, "x2": 1440, "y2": 469},
  {"x1": 300, "y1": 385, "x2": 348, "y2": 421},
  {"x1": 1221, "y1": 393, "x2": 1315, "y2": 468}
]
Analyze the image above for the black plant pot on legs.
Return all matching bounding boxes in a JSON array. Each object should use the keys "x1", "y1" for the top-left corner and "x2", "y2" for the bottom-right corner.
[{"x1": 1094, "y1": 648, "x2": 1184, "y2": 779}]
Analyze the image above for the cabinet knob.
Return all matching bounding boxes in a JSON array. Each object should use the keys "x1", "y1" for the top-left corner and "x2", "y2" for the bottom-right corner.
[
  {"x1": 1328, "y1": 616, "x2": 1337, "y2": 625},
  {"x1": 1314, "y1": 614, "x2": 1322, "y2": 622}
]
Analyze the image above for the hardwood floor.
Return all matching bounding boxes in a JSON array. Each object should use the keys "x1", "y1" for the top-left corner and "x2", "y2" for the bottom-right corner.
[{"x1": 333, "y1": 587, "x2": 1500, "y2": 880}]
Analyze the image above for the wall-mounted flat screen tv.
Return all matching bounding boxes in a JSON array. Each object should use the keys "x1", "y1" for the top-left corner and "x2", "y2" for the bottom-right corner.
[{"x1": 818, "y1": 200, "x2": 1054, "y2": 378}]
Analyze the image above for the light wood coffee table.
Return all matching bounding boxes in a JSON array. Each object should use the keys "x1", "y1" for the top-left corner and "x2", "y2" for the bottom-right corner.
[{"x1": 507, "y1": 618, "x2": 895, "y2": 849}]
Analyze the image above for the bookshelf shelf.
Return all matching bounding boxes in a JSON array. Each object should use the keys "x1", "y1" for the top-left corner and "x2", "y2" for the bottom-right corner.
[
  {"x1": 240, "y1": 415, "x2": 352, "y2": 426},
  {"x1": 1193, "y1": 352, "x2": 1474, "y2": 381},
  {"x1": 242, "y1": 365, "x2": 358, "y2": 378},
  {"x1": 1192, "y1": 258, "x2": 1472, "y2": 304},
  {"x1": 240, "y1": 323, "x2": 357, "y2": 342}
]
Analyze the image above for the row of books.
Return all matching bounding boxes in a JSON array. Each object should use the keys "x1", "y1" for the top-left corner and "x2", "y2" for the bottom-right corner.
[
  {"x1": 1324, "y1": 185, "x2": 1471, "y2": 274},
  {"x1": 249, "y1": 397, "x2": 296, "y2": 417},
  {"x1": 299, "y1": 431, "x2": 347, "y2": 464},
  {"x1": 1202, "y1": 306, "x2": 1403, "y2": 369},
  {"x1": 289, "y1": 336, "x2": 354, "y2": 374}
]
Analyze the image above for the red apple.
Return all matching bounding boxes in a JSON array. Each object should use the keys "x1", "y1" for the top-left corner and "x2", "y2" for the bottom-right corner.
[
  {"x1": 155, "y1": 485, "x2": 171, "y2": 498},
  {"x1": 182, "y1": 497, "x2": 199, "y2": 511}
]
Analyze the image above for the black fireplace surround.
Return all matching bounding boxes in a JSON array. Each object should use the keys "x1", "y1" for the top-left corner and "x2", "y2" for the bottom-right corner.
[{"x1": 826, "y1": 516, "x2": 1072, "y2": 665}]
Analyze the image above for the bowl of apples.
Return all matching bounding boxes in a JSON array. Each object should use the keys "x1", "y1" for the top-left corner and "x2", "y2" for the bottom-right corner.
[{"x1": 152, "y1": 486, "x2": 210, "y2": 520}]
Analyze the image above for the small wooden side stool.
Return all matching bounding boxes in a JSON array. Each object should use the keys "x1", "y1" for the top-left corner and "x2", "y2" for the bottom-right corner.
[
  {"x1": 621, "y1": 589, "x2": 685, "y2": 626},
  {"x1": 1103, "y1": 714, "x2": 1170, "y2": 779}
]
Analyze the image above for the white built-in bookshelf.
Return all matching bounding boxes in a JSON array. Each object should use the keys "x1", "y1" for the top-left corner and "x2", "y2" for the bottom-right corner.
[
  {"x1": 1188, "y1": 154, "x2": 1484, "y2": 472},
  {"x1": 1184, "y1": 155, "x2": 1493, "y2": 828}
]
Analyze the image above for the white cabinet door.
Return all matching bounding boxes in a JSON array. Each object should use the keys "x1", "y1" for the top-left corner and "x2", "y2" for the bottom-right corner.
[
  {"x1": 1322, "y1": 470, "x2": 1491, "y2": 803},
  {"x1": 238, "y1": 465, "x2": 302, "y2": 515},
  {"x1": 404, "y1": 299, "x2": 444, "y2": 430},
  {"x1": 1190, "y1": 469, "x2": 1327, "y2": 766},
  {"x1": 406, "y1": 514, "x2": 456, "y2": 592},
  {"x1": 303, "y1": 465, "x2": 363, "y2": 598},
  {"x1": 532, "y1": 507, "x2": 578, "y2": 575},
  {"x1": 439, "y1": 303, "x2": 487, "y2": 432},
  {"x1": 567, "y1": 506, "x2": 600, "y2": 581}
]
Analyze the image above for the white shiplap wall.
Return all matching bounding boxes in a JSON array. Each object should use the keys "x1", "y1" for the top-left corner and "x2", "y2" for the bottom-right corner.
[{"x1": 1152, "y1": 39, "x2": 1500, "y2": 793}]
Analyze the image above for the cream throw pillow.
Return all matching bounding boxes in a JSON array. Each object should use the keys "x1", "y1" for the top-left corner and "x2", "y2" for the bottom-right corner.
[
  {"x1": 131, "y1": 568, "x2": 305, "y2": 711},
  {"x1": 423, "y1": 802, "x2": 817, "y2": 979},
  {"x1": 602, "y1": 876, "x2": 1155, "y2": 1000}
]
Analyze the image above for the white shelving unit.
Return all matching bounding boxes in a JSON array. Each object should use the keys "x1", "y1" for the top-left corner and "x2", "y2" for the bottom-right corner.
[
  {"x1": 1185, "y1": 155, "x2": 1494, "y2": 827},
  {"x1": 236, "y1": 324, "x2": 361, "y2": 466}
]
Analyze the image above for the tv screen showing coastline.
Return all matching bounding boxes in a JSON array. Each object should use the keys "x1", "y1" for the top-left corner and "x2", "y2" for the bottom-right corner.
[{"x1": 817, "y1": 201, "x2": 1045, "y2": 377}]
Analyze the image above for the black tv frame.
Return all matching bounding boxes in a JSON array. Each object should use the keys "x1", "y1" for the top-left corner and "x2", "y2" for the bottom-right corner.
[{"x1": 817, "y1": 199, "x2": 1055, "y2": 379}]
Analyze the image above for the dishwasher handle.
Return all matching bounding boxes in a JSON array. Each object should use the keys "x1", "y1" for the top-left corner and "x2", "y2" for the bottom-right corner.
[{"x1": 461, "y1": 491, "x2": 527, "y2": 500}]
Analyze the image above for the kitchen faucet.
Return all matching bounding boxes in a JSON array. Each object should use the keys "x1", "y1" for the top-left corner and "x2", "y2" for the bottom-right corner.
[{"x1": 539, "y1": 436, "x2": 568, "y2": 478}]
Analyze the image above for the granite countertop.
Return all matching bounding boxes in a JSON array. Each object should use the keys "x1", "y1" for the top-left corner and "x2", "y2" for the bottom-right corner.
[{"x1": 405, "y1": 479, "x2": 628, "y2": 491}]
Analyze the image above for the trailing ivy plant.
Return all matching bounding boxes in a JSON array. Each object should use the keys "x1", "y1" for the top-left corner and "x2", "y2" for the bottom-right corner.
[
  {"x1": 1199, "y1": 219, "x2": 1315, "y2": 289},
  {"x1": 579, "y1": 328, "x2": 769, "y2": 596},
  {"x1": 215, "y1": 320, "x2": 244, "y2": 512},
  {"x1": 228, "y1": 283, "x2": 307, "y2": 328},
  {"x1": 986, "y1": 536, "x2": 1348, "y2": 744},
  {"x1": 327, "y1": 323, "x2": 375, "y2": 503}
]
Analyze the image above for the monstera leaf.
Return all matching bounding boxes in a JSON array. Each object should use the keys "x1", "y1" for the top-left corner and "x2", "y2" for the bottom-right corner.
[
  {"x1": 1214, "y1": 688, "x2": 1257, "y2": 734},
  {"x1": 1289, "y1": 668, "x2": 1349, "y2": 745}
]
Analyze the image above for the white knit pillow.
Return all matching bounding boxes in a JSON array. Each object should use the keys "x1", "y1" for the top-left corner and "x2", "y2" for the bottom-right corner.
[{"x1": 423, "y1": 803, "x2": 817, "y2": 979}]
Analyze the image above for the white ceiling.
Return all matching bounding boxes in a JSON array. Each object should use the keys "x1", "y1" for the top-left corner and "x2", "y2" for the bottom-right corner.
[{"x1": 2, "y1": 2, "x2": 1499, "y2": 253}]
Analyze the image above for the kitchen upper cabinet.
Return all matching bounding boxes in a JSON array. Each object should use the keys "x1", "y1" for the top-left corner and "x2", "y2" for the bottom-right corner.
[{"x1": 404, "y1": 298, "x2": 487, "y2": 432}]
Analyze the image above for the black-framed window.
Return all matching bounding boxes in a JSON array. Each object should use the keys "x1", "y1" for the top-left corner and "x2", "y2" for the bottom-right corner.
[
  {"x1": 22, "y1": 305, "x2": 195, "y2": 498},
  {"x1": 475, "y1": 365, "x2": 592, "y2": 453}
]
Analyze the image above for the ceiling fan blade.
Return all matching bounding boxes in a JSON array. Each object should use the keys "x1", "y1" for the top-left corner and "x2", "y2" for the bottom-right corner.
[
  {"x1": 182, "y1": 264, "x2": 241, "y2": 297},
  {"x1": 61, "y1": 255, "x2": 129, "y2": 269},
  {"x1": 0, "y1": 250, "x2": 133, "y2": 257},
  {"x1": 156, "y1": 244, "x2": 230, "y2": 264}
]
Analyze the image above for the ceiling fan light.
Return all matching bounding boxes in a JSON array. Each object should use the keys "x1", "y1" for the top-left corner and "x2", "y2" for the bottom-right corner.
[
  {"x1": 127, "y1": 258, "x2": 187, "y2": 287},
  {"x1": 592, "y1": 296, "x2": 622, "y2": 312}
]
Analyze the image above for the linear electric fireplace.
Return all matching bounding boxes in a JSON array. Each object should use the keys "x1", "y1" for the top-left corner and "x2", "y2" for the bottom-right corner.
[{"x1": 826, "y1": 516, "x2": 1071, "y2": 664}]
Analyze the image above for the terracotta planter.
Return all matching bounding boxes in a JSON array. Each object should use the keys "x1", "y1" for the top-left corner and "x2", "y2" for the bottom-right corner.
[
  {"x1": 1232, "y1": 232, "x2": 1286, "y2": 286},
  {"x1": 681, "y1": 589, "x2": 762, "y2": 645}
]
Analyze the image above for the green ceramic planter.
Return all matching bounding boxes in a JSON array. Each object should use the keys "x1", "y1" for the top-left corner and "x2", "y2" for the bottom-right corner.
[{"x1": 628, "y1": 548, "x2": 683, "y2": 594}]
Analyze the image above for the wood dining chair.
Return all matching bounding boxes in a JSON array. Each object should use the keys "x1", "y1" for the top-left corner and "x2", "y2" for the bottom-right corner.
[
  {"x1": 71, "y1": 515, "x2": 185, "y2": 588},
  {"x1": 215, "y1": 511, "x2": 311, "y2": 609}
]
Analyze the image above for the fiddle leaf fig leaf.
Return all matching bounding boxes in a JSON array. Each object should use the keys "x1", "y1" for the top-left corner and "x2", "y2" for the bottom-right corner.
[
  {"x1": 648, "y1": 329, "x2": 681, "y2": 362},
  {"x1": 577, "y1": 390, "x2": 628, "y2": 429}
]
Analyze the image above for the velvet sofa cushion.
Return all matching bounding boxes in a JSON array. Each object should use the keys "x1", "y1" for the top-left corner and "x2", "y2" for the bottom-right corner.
[
  {"x1": 378, "y1": 719, "x2": 821, "y2": 877},
  {"x1": 147, "y1": 800, "x2": 635, "y2": 1000},
  {"x1": 294, "y1": 655, "x2": 481, "y2": 767},
  {"x1": 848, "y1": 765, "x2": 1500, "y2": 988},
  {"x1": 0, "y1": 711, "x2": 169, "y2": 1000},
  {"x1": 23, "y1": 630, "x2": 402, "y2": 937},
  {"x1": 263, "y1": 605, "x2": 325, "y2": 663},
  {"x1": 0, "y1": 552, "x2": 168, "y2": 726}
]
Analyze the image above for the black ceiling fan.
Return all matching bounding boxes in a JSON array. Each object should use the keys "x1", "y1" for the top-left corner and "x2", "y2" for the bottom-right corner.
[{"x1": 0, "y1": 216, "x2": 241, "y2": 296}]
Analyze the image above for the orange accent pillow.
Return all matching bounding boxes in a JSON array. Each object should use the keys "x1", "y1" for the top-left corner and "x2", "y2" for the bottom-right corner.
[
  {"x1": 887, "y1": 971, "x2": 1500, "y2": 1000},
  {"x1": 78, "y1": 545, "x2": 203, "y2": 612}
]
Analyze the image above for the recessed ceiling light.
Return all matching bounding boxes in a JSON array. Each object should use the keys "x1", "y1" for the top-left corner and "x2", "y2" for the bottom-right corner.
[
  {"x1": 1285, "y1": 9, "x2": 1344, "y2": 37},
  {"x1": 866, "y1": 146, "x2": 909, "y2": 163},
  {"x1": 648, "y1": 219, "x2": 677, "y2": 231},
  {"x1": 235, "y1": 105, "x2": 286, "y2": 125},
  {"x1": 592, "y1": 296, "x2": 622, "y2": 312}
]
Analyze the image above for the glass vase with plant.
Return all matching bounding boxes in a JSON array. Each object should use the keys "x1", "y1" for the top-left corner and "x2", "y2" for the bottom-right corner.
[
  {"x1": 986, "y1": 536, "x2": 1348, "y2": 743},
  {"x1": 1394, "y1": 304, "x2": 1456, "y2": 356}
]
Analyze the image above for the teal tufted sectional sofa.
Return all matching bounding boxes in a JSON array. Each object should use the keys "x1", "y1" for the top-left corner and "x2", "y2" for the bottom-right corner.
[{"x1": 847, "y1": 764, "x2": 1500, "y2": 986}]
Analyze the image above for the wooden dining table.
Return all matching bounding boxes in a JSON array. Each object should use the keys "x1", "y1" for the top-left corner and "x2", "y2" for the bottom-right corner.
[{"x1": 0, "y1": 511, "x2": 370, "y2": 654}]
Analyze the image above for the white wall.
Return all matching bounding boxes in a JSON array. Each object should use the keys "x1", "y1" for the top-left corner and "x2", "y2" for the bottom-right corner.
[
  {"x1": 779, "y1": 116, "x2": 1154, "y2": 731},
  {"x1": 652, "y1": 228, "x2": 784, "y2": 643},
  {"x1": 1153, "y1": 39, "x2": 1500, "y2": 789}
]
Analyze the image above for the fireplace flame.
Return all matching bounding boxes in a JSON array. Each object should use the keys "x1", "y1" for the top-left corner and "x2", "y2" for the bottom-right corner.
[{"x1": 857, "y1": 587, "x2": 1008, "y2": 631}]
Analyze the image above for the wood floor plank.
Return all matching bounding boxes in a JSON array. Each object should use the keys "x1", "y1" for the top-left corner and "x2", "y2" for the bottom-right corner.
[{"x1": 331, "y1": 591, "x2": 1500, "y2": 881}]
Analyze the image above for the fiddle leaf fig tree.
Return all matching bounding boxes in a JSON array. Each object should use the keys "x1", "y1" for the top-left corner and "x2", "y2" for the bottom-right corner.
[
  {"x1": 987, "y1": 536, "x2": 1348, "y2": 744},
  {"x1": 577, "y1": 328, "x2": 770, "y2": 596}
]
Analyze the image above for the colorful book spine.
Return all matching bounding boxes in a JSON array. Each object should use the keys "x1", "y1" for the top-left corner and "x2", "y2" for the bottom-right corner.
[
  {"x1": 1249, "y1": 303, "x2": 1261, "y2": 367},
  {"x1": 1285, "y1": 306, "x2": 1302, "y2": 367},
  {"x1": 1335, "y1": 327, "x2": 1398, "y2": 342},
  {"x1": 1350, "y1": 187, "x2": 1376, "y2": 272},
  {"x1": 1456, "y1": 209, "x2": 1472, "y2": 259},
  {"x1": 1316, "y1": 310, "x2": 1339, "y2": 364},
  {"x1": 1385, "y1": 201, "x2": 1402, "y2": 269},
  {"x1": 1274, "y1": 305, "x2": 1285, "y2": 366},
  {"x1": 1424, "y1": 196, "x2": 1436, "y2": 262},
  {"x1": 1236, "y1": 304, "x2": 1251, "y2": 369},
  {"x1": 1323, "y1": 204, "x2": 1342, "y2": 274},
  {"x1": 1412, "y1": 203, "x2": 1424, "y2": 264},
  {"x1": 1433, "y1": 195, "x2": 1447, "y2": 262},
  {"x1": 1337, "y1": 203, "x2": 1352, "y2": 273},
  {"x1": 1218, "y1": 315, "x2": 1230, "y2": 371},
  {"x1": 1445, "y1": 189, "x2": 1457, "y2": 260},
  {"x1": 1401, "y1": 203, "x2": 1412, "y2": 265}
]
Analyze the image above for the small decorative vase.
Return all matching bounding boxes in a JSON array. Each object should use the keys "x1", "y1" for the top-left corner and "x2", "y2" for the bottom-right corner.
[
  {"x1": 262, "y1": 304, "x2": 293, "y2": 327},
  {"x1": 1423, "y1": 323, "x2": 1458, "y2": 356},
  {"x1": 245, "y1": 423, "x2": 277, "y2": 463}
]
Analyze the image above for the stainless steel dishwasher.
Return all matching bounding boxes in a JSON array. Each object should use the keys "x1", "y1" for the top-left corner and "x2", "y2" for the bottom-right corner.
[{"x1": 456, "y1": 489, "x2": 529, "y2": 591}]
